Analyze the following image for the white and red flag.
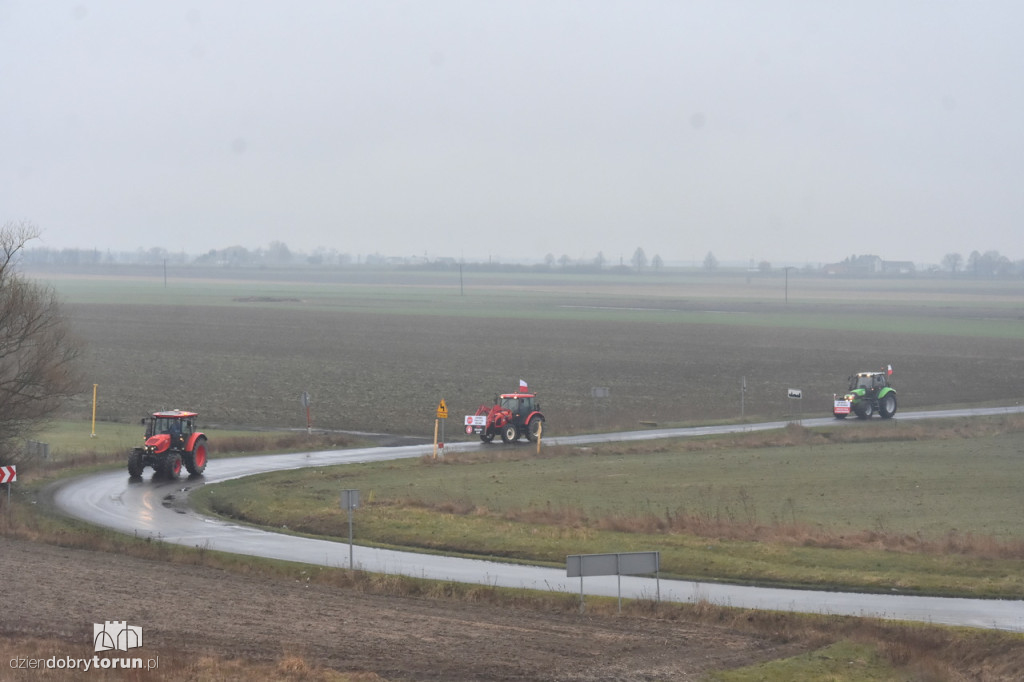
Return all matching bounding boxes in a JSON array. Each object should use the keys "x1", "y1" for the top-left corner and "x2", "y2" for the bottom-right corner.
[
  {"x1": 887, "y1": 364, "x2": 893, "y2": 375},
  {"x1": 519, "y1": 379, "x2": 528, "y2": 393}
]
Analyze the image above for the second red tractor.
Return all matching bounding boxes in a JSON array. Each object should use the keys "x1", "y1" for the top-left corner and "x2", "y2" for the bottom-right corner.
[{"x1": 466, "y1": 388, "x2": 545, "y2": 444}]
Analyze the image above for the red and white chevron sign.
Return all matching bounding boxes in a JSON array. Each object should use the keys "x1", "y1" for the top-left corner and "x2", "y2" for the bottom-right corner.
[{"x1": 0, "y1": 466, "x2": 15, "y2": 483}]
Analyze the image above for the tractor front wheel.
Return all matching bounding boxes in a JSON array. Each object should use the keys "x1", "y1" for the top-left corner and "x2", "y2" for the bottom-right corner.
[
  {"x1": 480, "y1": 431, "x2": 495, "y2": 443},
  {"x1": 500, "y1": 423, "x2": 518, "y2": 444},
  {"x1": 128, "y1": 450, "x2": 144, "y2": 478},
  {"x1": 165, "y1": 453, "x2": 183, "y2": 479},
  {"x1": 185, "y1": 436, "x2": 208, "y2": 475},
  {"x1": 854, "y1": 401, "x2": 874, "y2": 419}
]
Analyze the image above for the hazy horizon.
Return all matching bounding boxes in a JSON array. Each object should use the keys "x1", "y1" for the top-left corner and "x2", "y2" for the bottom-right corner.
[{"x1": 3, "y1": 2, "x2": 1022, "y2": 265}]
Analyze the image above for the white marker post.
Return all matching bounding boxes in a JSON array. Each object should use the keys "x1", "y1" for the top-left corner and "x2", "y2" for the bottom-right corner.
[
  {"x1": 340, "y1": 489, "x2": 360, "y2": 569},
  {"x1": 301, "y1": 392, "x2": 312, "y2": 434}
]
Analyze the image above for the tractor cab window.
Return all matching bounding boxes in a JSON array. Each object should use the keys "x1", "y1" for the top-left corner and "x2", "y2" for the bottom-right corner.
[
  {"x1": 500, "y1": 397, "x2": 517, "y2": 412},
  {"x1": 854, "y1": 375, "x2": 873, "y2": 390},
  {"x1": 519, "y1": 397, "x2": 535, "y2": 413},
  {"x1": 153, "y1": 417, "x2": 191, "y2": 436}
]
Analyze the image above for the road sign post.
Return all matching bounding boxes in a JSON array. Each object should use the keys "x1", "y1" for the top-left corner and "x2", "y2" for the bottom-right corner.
[
  {"x1": 301, "y1": 392, "x2": 312, "y2": 434},
  {"x1": 340, "y1": 489, "x2": 360, "y2": 569},
  {"x1": 741, "y1": 376, "x2": 747, "y2": 418},
  {"x1": 91, "y1": 384, "x2": 98, "y2": 438},
  {"x1": 434, "y1": 399, "x2": 448, "y2": 459},
  {"x1": 567, "y1": 551, "x2": 660, "y2": 614},
  {"x1": 787, "y1": 388, "x2": 802, "y2": 420},
  {"x1": 1, "y1": 465, "x2": 16, "y2": 508}
]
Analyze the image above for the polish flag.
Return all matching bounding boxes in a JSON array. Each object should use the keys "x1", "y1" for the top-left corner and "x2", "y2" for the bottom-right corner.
[
  {"x1": 887, "y1": 364, "x2": 893, "y2": 375},
  {"x1": 519, "y1": 379, "x2": 528, "y2": 393}
]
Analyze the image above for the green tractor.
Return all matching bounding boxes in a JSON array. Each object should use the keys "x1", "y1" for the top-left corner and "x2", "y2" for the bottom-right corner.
[{"x1": 833, "y1": 367, "x2": 897, "y2": 419}]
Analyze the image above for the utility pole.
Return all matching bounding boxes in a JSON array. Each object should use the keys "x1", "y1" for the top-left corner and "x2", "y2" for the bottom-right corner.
[{"x1": 783, "y1": 266, "x2": 796, "y2": 304}]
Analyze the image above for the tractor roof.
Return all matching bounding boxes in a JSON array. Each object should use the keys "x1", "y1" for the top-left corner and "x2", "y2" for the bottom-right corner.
[
  {"x1": 152, "y1": 410, "x2": 198, "y2": 419},
  {"x1": 500, "y1": 393, "x2": 536, "y2": 399}
]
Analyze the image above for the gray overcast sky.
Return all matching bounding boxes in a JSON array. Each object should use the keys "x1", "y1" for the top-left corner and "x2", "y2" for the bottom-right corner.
[{"x1": 2, "y1": 2, "x2": 1022, "y2": 265}]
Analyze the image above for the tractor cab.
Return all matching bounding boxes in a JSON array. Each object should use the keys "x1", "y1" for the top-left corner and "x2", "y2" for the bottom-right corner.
[
  {"x1": 143, "y1": 410, "x2": 197, "y2": 451},
  {"x1": 498, "y1": 393, "x2": 539, "y2": 419},
  {"x1": 848, "y1": 372, "x2": 889, "y2": 396}
]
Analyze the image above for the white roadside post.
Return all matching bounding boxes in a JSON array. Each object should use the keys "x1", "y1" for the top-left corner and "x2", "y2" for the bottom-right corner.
[
  {"x1": 340, "y1": 489, "x2": 360, "y2": 570},
  {"x1": 301, "y1": 391, "x2": 312, "y2": 434}
]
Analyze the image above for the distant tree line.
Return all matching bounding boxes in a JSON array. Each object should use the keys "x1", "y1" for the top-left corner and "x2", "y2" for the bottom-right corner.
[
  {"x1": 941, "y1": 250, "x2": 1019, "y2": 278},
  {"x1": 20, "y1": 243, "x2": 1024, "y2": 279}
]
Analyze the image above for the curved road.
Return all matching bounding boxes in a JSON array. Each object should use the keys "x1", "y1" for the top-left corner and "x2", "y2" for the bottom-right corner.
[{"x1": 54, "y1": 406, "x2": 1024, "y2": 631}]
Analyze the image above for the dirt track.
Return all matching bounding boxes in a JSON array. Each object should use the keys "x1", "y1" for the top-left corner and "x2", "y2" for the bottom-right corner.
[{"x1": 0, "y1": 537, "x2": 806, "y2": 680}]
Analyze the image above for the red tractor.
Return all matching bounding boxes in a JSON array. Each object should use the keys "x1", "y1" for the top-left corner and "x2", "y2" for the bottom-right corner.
[
  {"x1": 466, "y1": 388, "x2": 545, "y2": 444},
  {"x1": 128, "y1": 410, "x2": 208, "y2": 479}
]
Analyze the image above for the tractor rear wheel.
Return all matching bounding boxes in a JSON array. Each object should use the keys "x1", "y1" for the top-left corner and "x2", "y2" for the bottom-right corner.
[
  {"x1": 185, "y1": 436, "x2": 208, "y2": 475},
  {"x1": 127, "y1": 450, "x2": 144, "y2": 478},
  {"x1": 500, "y1": 423, "x2": 518, "y2": 444},
  {"x1": 526, "y1": 418, "x2": 544, "y2": 442},
  {"x1": 879, "y1": 394, "x2": 898, "y2": 419},
  {"x1": 165, "y1": 453, "x2": 183, "y2": 479}
]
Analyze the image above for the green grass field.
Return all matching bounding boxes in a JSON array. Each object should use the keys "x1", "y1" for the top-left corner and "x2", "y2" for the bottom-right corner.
[{"x1": 191, "y1": 415, "x2": 1024, "y2": 598}]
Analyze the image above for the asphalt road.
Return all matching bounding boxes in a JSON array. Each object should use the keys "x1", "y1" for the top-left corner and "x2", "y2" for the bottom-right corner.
[{"x1": 53, "y1": 406, "x2": 1024, "y2": 631}]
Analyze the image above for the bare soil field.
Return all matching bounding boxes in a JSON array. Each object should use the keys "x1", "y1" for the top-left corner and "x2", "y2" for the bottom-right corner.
[
  {"x1": 53, "y1": 269, "x2": 1024, "y2": 437},
  {"x1": 0, "y1": 537, "x2": 807, "y2": 681}
]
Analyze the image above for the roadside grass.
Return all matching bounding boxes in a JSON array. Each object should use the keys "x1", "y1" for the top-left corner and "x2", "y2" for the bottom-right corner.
[
  {"x1": 705, "y1": 640, "x2": 896, "y2": 681},
  {"x1": 192, "y1": 415, "x2": 1024, "y2": 598}
]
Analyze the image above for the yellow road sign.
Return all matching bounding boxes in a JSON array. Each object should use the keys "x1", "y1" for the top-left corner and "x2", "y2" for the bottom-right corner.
[{"x1": 436, "y1": 399, "x2": 448, "y2": 419}]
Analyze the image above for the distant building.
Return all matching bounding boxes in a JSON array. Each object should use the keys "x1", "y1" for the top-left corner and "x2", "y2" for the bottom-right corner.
[
  {"x1": 881, "y1": 260, "x2": 915, "y2": 275},
  {"x1": 822, "y1": 255, "x2": 915, "y2": 276}
]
